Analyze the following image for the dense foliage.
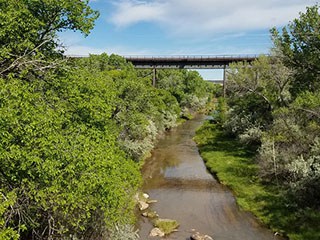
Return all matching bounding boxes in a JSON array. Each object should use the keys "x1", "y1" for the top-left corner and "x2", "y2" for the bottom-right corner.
[
  {"x1": 76, "y1": 55, "x2": 213, "y2": 161},
  {"x1": 0, "y1": 0, "x2": 99, "y2": 78},
  {"x1": 271, "y1": 5, "x2": 320, "y2": 96},
  {"x1": 0, "y1": 53, "x2": 212, "y2": 239},
  {"x1": 155, "y1": 69, "x2": 212, "y2": 115},
  {"x1": 218, "y1": 4, "x2": 320, "y2": 239},
  {"x1": 0, "y1": 2, "x2": 214, "y2": 239},
  {"x1": 0, "y1": 56, "x2": 141, "y2": 239}
]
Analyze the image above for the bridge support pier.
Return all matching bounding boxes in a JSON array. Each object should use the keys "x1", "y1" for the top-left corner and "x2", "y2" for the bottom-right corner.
[
  {"x1": 153, "y1": 67, "x2": 157, "y2": 87},
  {"x1": 223, "y1": 65, "x2": 227, "y2": 97}
]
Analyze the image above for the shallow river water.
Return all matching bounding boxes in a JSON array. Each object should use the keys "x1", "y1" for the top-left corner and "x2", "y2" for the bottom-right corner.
[{"x1": 138, "y1": 115, "x2": 283, "y2": 240}]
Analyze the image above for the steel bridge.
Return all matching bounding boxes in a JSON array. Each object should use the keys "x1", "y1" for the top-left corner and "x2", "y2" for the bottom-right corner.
[
  {"x1": 123, "y1": 55, "x2": 258, "y2": 69},
  {"x1": 124, "y1": 55, "x2": 259, "y2": 94}
]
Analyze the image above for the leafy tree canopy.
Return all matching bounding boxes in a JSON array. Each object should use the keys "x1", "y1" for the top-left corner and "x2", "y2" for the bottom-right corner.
[
  {"x1": 271, "y1": 4, "x2": 320, "y2": 95},
  {"x1": 0, "y1": 0, "x2": 99, "y2": 77}
]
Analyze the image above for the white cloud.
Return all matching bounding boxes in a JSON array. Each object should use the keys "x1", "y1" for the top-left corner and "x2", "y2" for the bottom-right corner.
[
  {"x1": 110, "y1": 0, "x2": 165, "y2": 27},
  {"x1": 110, "y1": 0, "x2": 318, "y2": 36},
  {"x1": 63, "y1": 43, "x2": 151, "y2": 56}
]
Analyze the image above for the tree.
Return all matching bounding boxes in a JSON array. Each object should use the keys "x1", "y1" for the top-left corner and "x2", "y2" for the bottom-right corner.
[
  {"x1": 271, "y1": 4, "x2": 320, "y2": 96},
  {"x1": 0, "y1": 0, "x2": 99, "y2": 77},
  {"x1": 0, "y1": 65, "x2": 142, "y2": 239},
  {"x1": 77, "y1": 55, "x2": 182, "y2": 160},
  {"x1": 156, "y1": 69, "x2": 212, "y2": 114},
  {"x1": 224, "y1": 55, "x2": 292, "y2": 142},
  {"x1": 259, "y1": 91, "x2": 320, "y2": 206}
]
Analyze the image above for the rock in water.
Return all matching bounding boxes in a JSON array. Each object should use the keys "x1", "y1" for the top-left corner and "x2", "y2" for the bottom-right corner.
[
  {"x1": 154, "y1": 218, "x2": 179, "y2": 235},
  {"x1": 150, "y1": 227, "x2": 165, "y2": 237},
  {"x1": 143, "y1": 193, "x2": 150, "y2": 199},
  {"x1": 190, "y1": 232, "x2": 214, "y2": 240},
  {"x1": 138, "y1": 201, "x2": 149, "y2": 211},
  {"x1": 142, "y1": 210, "x2": 159, "y2": 218},
  {"x1": 147, "y1": 199, "x2": 158, "y2": 204}
]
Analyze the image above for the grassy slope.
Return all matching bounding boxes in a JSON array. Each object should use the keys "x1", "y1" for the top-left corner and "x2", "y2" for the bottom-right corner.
[{"x1": 194, "y1": 121, "x2": 320, "y2": 240}]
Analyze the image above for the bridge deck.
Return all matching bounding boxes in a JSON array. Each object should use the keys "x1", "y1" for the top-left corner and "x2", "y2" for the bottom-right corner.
[
  {"x1": 124, "y1": 55, "x2": 259, "y2": 69},
  {"x1": 66, "y1": 54, "x2": 261, "y2": 69}
]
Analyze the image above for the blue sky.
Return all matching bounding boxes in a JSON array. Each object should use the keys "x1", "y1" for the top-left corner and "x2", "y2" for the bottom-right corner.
[{"x1": 60, "y1": 0, "x2": 317, "y2": 79}]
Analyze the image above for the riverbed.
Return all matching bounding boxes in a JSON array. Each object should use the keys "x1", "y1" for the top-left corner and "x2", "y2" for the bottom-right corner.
[{"x1": 138, "y1": 115, "x2": 283, "y2": 240}]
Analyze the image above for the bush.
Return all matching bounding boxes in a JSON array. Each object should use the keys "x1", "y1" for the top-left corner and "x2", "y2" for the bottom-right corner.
[
  {"x1": 0, "y1": 72, "x2": 141, "y2": 239},
  {"x1": 239, "y1": 127, "x2": 263, "y2": 145},
  {"x1": 108, "y1": 224, "x2": 139, "y2": 240}
]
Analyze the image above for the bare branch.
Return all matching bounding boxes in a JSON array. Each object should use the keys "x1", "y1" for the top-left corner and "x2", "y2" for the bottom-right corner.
[
  {"x1": 296, "y1": 107, "x2": 320, "y2": 119},
  {"x1": 0, "y1": 39, "x2": 52, "y2": 76}
]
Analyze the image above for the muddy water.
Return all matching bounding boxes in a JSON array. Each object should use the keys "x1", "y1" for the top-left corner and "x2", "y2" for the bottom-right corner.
[{"x1": 138, "y1": 115, "x2": 282, "y2": 240}]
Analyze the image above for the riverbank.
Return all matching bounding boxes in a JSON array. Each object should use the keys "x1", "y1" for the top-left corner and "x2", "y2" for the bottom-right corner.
[{"x1": 194, "y1": 121, "x2": 320, "y2": 240}]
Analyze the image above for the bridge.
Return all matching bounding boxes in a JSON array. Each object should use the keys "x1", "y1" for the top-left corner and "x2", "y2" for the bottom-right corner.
[
  {"x1": 124, "y1": 55, "x2": 258, "y2": 69},
  {"x1": 124, "y1": 54, "x2": 259, "y2": 94}
]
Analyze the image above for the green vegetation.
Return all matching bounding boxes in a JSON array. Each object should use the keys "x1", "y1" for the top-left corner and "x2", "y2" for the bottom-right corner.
[
  {"x1": 196, "y1": 4, "x2": 320, "y2": 240},
  {"x1": 0, "y1": 2, "x2": 213, "y2": 239},
  {"x1": 153, "y1": 218, "x2": 179, "y2": 235},
  {"x1": 194, "y1": 123, "x2": 260, "y2": 210},
  {"x1": 108, "y1": 224, "x2": 139, "y2": 240},
  {"x1": 195, "y1": 122, "x2": 320, "y2": 239},
  {"x1": 0, "y1": 54, "x2": 212, "y2": 239},
  {"x1": 0, "y1": 0, "x2": 99, "y2": 78}
]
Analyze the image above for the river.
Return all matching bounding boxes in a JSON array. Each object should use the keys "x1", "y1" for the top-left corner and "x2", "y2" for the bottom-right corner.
[{"x1": 137, "y1": 115, "x2": 283, "y2": 240}]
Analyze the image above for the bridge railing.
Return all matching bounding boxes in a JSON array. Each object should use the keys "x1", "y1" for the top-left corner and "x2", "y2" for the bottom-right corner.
[
  {"x1": 123, "y1": 54, "x2": 263, "y2": 60},
  {"x1": 65, "y1": 54, "x2": 268, "y2": 60}
]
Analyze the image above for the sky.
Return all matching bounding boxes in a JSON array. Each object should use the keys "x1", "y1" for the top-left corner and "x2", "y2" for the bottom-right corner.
[{"x1": 60, "y1": 0, "x2": 318, "y2": 79}]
